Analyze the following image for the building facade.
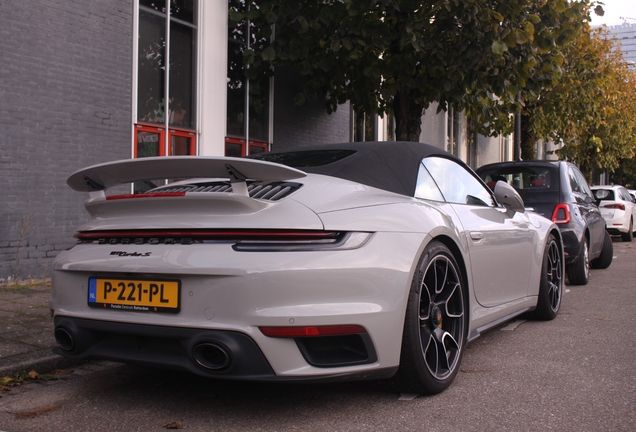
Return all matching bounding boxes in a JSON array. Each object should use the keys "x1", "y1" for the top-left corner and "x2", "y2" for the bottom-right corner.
[
  {"x1": 603, "y1": 22, "x2": 636, "y2": 65},
  {"x1": 0, "y1": 0, "x2": 511, "y2": 281}
]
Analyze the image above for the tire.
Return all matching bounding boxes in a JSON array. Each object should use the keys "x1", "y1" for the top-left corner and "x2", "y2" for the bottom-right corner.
[
  {"x1": 566, "y1": 239, "x2": 589, "y2": 285},
  {"x1": 389, "y1": 241, "x2": 467, "y2": 395},
  {"x1": 621, "y1": 219, "x2": 633, "y2": 242},
  {"x1": 529, "y1": 233, "x2": 563, "y2": 320},
  {"x1": 590, "y1": 231, "x2": 613, "y2": 269}
]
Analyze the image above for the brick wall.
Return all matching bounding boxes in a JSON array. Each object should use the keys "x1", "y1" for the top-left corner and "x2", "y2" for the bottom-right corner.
[
  {"x1": 272, "y1": 67, "x2": 351, "y2": 150},
  {"x1": 0, "y1": 0, "x2": 133, "y2": 281}
]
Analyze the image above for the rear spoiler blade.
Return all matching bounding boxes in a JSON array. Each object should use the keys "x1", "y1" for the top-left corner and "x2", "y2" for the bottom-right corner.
[{"x1": 67, "y1": 156, "x2": 307, "y2": 192}]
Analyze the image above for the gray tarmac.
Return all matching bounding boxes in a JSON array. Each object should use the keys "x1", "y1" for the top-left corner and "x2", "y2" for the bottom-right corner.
[{"x1": 0, "y1": 240, "x2": 634, "y2": 431}]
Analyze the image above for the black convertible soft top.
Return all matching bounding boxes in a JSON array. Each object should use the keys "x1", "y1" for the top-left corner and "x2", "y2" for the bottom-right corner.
[{"x1": 249, "y1": 141, "x2": 458, "y2": 197}]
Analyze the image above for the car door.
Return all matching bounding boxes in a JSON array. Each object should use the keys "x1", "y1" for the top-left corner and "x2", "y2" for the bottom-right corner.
[
  {"x1": 419, "y1": 157, "x2": 536, "y2": 307},
  {"x1": 569, "y1": 166, "x2": 605, "y2": 257}
]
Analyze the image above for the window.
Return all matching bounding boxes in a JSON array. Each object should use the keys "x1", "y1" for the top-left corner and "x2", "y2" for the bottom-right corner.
[
  {"x1": 479, "y1": 165, "x2": 559, "y2": 191},
  {"x1": 227, "y1": 0, "x2": 271, "y2": 156},
  {"x1": 421, "y1": 157, "x2": 494, "y2": 206},
  {"x1": 135, "y1": 124, "x2": 164, "y2": 157},
  {"x1": 568, "y1": 166, "x2": 583, "y2": 194},
  {"x1": 136, "y1": 0, "x2": 197, "y2": 157},
  {"x1": 572, "y1": 167, "x2": 593, "y2": 199},
  {"x1": 414, "y1": 163, "x2": 445, "y2": 202},
  {"x1": 351, "y1": 110, "x2": 377, "y2": 142}
]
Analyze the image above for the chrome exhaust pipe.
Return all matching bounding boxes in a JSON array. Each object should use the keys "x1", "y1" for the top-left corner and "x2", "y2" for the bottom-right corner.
[
  {"x1": 54, "y1": 327, "x2": 76, "y2": 352},
  {"x1": 192, "y1": 343, "x2": 231, "y2": 370}
]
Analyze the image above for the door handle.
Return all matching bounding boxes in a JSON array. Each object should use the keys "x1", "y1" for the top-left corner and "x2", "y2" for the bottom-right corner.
[{"x1": 470, "y1": 232, "x2": 485, "y2": 241}]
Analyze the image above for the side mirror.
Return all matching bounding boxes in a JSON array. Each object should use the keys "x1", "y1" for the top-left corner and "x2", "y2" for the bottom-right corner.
[{"x1": 494, "y1": 181, "x2": 525, "y2": 216}]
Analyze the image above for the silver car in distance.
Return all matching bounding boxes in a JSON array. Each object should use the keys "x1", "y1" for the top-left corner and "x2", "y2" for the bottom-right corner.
[{"x1": 51, "y1": 142, "x2": 564, "y2": 395}]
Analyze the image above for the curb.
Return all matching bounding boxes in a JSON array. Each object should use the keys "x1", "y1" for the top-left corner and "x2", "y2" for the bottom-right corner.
[{"x1": 0, "y1": 348, "x2": 85, "y2": 378}]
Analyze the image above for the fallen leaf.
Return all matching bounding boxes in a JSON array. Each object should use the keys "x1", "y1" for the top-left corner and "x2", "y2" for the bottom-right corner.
[
  {"x1": 28, "y1": 370, "x2": 40, "y2": 380},
  {"x1": 15, "y1": 405, "x2": 59, "y2": 419},
  {"x1": 51, "y1": 369, "x2": 74, "y2": 376},
  {"x1": 163, "y1": 421, "x2": 183, "y2": 429},
  {"x1": 0, "y1": 377, "x2": 16, "y2": 385}
]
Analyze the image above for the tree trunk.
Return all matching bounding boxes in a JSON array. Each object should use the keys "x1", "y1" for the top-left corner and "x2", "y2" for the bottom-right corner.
[
  {"x1": 393, "y1": 90, "x2": 425, "y2": 142},
  {"x1": 520, "y1": 114, "x2": 537, "y2": 160}
]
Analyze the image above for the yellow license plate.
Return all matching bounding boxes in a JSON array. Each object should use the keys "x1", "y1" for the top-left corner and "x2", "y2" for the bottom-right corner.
[{"x1": 88, "y1": 277, "x2": 180, "y2": 313}]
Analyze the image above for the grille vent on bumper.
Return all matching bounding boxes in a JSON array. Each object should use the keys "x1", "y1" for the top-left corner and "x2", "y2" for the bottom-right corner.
[{"x1": 149, "y1": 181, "x2": 302, "y2": 201}]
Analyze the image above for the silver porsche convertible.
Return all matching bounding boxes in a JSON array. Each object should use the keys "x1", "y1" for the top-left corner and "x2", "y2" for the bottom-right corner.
[{"x1": 51, "y1": 141, "x2": 564, "y2": 395}]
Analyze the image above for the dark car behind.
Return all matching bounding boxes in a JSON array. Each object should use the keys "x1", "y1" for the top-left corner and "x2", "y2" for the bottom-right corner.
[{"x1": 476, "y1": 161, "x2": 612, "y2": 285}]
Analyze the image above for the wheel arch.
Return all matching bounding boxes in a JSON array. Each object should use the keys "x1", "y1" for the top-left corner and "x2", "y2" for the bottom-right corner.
[
  {"x1": 551, "y1": 227, "x2": 564, "y2": 252},
  {"x1": 428, "y1": 234, "x2": 471, "y2": 325}
]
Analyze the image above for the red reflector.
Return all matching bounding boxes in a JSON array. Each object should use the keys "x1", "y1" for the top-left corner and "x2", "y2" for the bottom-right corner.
[
  {"x1": 551, "y1": 203, "x2": 571, "y2": 224},
  {"x1": 259, "y1": 325, "x2": 367, "y2": 338},
  {"x1": 106, "y1": 192, "x2": 186, "y2": 200},
  {"x1": 604, "y1": 203, "x2": 625, "y2": 211}
]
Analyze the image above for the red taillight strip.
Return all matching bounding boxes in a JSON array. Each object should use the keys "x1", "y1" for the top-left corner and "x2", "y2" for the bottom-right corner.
[
  {"x1": 604, "y1": 203, "x2": 625, "y2": 211},
  {"x1": 551, "y1": 203, "x2": 571, "y2": 224},
  {"x1": 259, "y1": 325, "x2": 367, "y2": 338},
  {"x1": 106, "y1": 192, "x2": 186, "y2": 200},
  {"x1": 74, "y1": 230, "x2": 340, "y2": 241}
]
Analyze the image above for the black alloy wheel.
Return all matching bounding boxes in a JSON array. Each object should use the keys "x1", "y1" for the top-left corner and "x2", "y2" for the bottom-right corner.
[
  {"x1": 529, "y1": 233, "x2": 563, "y2": 320},
  {"x1": 390, "y1": 241, "x2": 467, "y2": 395},
  {"x1": 566, "y1": 239, "x2": 589, "y2": 285}
]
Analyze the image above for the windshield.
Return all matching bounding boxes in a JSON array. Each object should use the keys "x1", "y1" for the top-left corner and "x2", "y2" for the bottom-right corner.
[{"x1": 479, "y1": 165, "x2": 560, "y2": 192}]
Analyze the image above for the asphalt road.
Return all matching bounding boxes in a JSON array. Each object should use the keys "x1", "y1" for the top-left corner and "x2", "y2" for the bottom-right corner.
[{"x1": 1, "y1": 241, "x2": 634, "y2": 432}]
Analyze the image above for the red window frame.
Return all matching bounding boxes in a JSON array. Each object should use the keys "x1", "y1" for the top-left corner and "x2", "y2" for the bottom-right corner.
[
  {"x1": 225, "y1": 137, "x2": 269, "y2": 157},
  {"x1": 135, "y1": 123, "x2": 197, "y2": 158},
  {"x1": 135, "y1": 124, "x2": 165, "y2": 158},
  {"x1": 169, "y1": 129, "x2": 196, "y2": 156}
]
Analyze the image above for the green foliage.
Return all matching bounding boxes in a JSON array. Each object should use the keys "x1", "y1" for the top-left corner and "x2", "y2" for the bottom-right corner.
[
  {"x1": 523, "y1": 24, "x2": 636, "y2": 178},
  {"x1": 237, "y1": 0, "x2": 594, "y2": 140}
]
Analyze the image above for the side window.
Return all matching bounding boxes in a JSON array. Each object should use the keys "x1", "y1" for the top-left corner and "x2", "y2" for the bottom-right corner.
[
  {"x1": 568, "y1": 167, "x2": 582, "y2": 194},
  {"x1": 573, "y1": 167, "x2": 593, "y2": 198},
  {"x1": 421, "y1": 157, "x2": 495, "y2": 206},
  {"x1": 415, "y1": 163, "x2": 445, "y2": 201}
]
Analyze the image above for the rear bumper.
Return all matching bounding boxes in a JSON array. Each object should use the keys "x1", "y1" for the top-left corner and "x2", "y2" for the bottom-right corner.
[
  {"x1": 601, "y1": 212, "x2": 631, "y2": 234},
  {"x1": 50, "y1": 231, "x2": 426, "y2": 379},
  {"x1": 559, "y1": 228, "x2": 584, "y2": 264},
  {"x1": 53, "y1": 317, "x2": 395, "y2": 382}
]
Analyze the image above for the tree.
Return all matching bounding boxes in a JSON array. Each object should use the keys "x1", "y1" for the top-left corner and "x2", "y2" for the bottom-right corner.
[
  {"x1": 235, "y1": 0, "x2": 595, "y2": 141},
  {"x1": 522, "y1": 24, "x2": 636, "y2": 179}
]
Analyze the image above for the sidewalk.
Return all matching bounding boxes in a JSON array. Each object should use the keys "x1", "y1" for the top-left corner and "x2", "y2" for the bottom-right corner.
[{"x1": 0, "y1": 281, "x2": 79, "y2": 378}]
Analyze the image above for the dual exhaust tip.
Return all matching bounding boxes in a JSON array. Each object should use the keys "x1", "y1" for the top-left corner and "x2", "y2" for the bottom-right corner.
[
  {"x1": 192, "y1": 342, "x2": 231, "y2": 370},
  {"x1": 54, "y1": 327, "x2": 76, "y2": 352},
  {"x1": 54, "y1": 326, "x2": 232, "y2": 371}
]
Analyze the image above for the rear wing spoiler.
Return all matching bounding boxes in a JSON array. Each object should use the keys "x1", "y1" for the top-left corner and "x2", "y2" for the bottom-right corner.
[{"x1": 67, "y1": 156, "x2": 307, "y2": 196}]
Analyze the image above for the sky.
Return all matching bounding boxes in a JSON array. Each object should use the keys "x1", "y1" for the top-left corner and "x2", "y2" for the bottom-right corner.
[{"x1": 590, "y1": 0, "x2": 636, "y2": 26}]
